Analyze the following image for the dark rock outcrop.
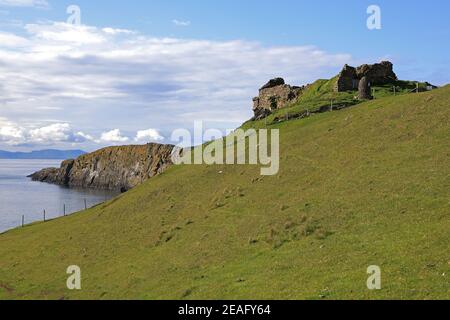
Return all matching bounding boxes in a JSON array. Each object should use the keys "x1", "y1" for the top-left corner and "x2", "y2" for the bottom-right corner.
[
  {"x1": 252, "y1": 78, "x2": 304, "y2": 120},
  {"x1": 335, "y1": 61, "x2": 398, "y2": 92},
  {"x1": 358, "y1": 76, "x2": 373, "y2": 100},
  {"x1": 335, "y1": 64, "x2": 359, "y2": 92},
  {"x1": 29, "y1": 143, "x2": 175, "y2": 191},
  {"x1": 252, "y1": 107, "x2": 273, "y2": 121},
  {"x1": 29, "y1": 167, "x2": 61, "y2": 184},
  {"x1": 356, "y1": 61, "x2": 397, "y2": 85},
  {"x1": 260, "y1": 78, "x2": 286, "y2": 90}
]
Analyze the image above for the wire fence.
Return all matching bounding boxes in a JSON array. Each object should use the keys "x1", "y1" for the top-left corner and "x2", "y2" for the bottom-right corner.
[{"x1": 20, "y1": 197, "x2": 99, "y2": 228}]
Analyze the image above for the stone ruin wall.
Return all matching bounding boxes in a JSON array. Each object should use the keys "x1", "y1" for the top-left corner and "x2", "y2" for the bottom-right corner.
[
  {"x1": 252, "y1": 78, "x2": 304, "y2": 120},
  {"x1": 334, "y1": 61, "x2": 398, "y2": 93},
  {"x1": 252, "y1": 61, "x2": 399, "y2": 119}
]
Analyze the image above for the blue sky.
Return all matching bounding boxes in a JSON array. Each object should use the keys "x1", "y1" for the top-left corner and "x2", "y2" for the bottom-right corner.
[{"x1": 0, "y1": 0, "x2": 448, "y2": 151}]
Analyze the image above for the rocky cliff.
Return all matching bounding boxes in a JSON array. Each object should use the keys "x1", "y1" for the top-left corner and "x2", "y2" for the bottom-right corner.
[
  {"x1": 252, "y1": 78, "x2": 306, "y2": 120},
  {"x1": 335, "y1": 61, "x2": 398, "y2": 92},
  {"x1": 29, "y1": 143, "x2": 175, "y2": 192}
]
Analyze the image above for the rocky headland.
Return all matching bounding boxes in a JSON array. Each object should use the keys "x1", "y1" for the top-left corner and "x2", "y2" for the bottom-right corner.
[{"x1": 29, "y1": 143, "x2": 174, "y2": 192}]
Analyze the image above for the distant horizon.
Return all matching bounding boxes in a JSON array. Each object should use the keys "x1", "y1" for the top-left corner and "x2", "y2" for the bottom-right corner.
[
  {"x1": 0, "y1": 149, "x2": 86, "y2": 159},
  {"x1": 0, "y1": 148, "x2": 86, "y2": 153}
]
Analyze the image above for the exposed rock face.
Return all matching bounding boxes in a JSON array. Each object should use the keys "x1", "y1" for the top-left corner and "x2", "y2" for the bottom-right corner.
[
  {"x1": 358, "y1": 76, "x2": 373, "y2": 100},
  {"x1": 335, "y1": 64, "x2": 359, "y2": 92},
  {"x1": 29, "y1": 143, "x2": 175, "y2": 191},
  {"x1": 252, "y1": 78, "x2": 303, "y2": 120},
  {"x1": 29, "y1": 167, "x2": 61, "y2": 184},
  {"x1": 260, "y1": 77, "x2": 286, "y2": 90},
  {"x1": 335, "y1": 61, "x2": 398, "y2": 92},
  {"x1": 252, "y1": 105, "x2": 273, "y2": 121},
  {"x1": 356, "y1": 61, "x2": 397, "y2": 84}
]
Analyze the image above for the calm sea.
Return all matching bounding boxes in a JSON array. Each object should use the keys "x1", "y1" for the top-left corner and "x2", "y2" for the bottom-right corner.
[{"x1": 0, "y1": 159, "x2": 119, "y2": 234}]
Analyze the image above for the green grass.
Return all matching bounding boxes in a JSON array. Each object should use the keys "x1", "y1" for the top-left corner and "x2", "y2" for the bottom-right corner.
[{"x1": 0, "y1": 86, "x2": 449, "y2": 300}]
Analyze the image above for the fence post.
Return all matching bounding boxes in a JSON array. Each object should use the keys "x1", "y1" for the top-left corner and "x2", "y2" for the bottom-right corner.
[
  {"x1": 84, "y1": 198, "x2": 87, "y2": 210},
  {"x1": 22, "y1": 215, "x2": 24, "y2": 227},
  {"x1": 64, "y1": 204, "x2": 66, "y2": 217},
  {"x1": 43, "y1": 209, "x2": 46, "y2": 222},
  {"x1": 393, "y1": 86, "x2": 396, "y2": 96}
]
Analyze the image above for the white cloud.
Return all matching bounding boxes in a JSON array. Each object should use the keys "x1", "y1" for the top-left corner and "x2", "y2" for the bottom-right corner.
[
  {"x1": 0, "y1": 120, "x2": 90, "y2": 146},
  {"x1": 76, "y1": 131, "x2": 94, "y2": 142},
  {"x1": 172, "y1": 19, "x2": 191, "y2": 27},
  {"x1": 0, "y1": 32, "x2": 28, "y2": 47},
  {"x1": 29, "y1": 123, "x2": 73, "y2": 143},
  {"x1": 25, "y1": 22, "x2": 106, "y2": 44},
  {"x1": 135, "y1": 129, "x2": 164, "y2": 142},
  {"x1": 0, "y1": 0, "x2": 48, "y2": 8},
  {"x1": 0, "y1": 21, "x2": 353, "y2": 150},
  {"x1": 0, "y1": 117, "x2": 161, "y2": 147},
  {"x1": 0, "y1": 118, "x2": 24, "y2": 144},
  {"x1": 100, "y1": 129, "x2": 129, "y2": 143},
  {"x1": 0, "y1": 125, "x2": 24, "y2": 142},
  {"x1": 0, "y1": 125, "x2": 23, "y2": 139},
  {"x1": 102, "y1": 27, "x2": 135, "y2": 35}
]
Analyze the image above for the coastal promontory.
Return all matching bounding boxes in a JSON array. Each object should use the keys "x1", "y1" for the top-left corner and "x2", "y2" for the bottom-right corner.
[{"x1": 29, "y1": 143, "x2": 174, "y2": 191}]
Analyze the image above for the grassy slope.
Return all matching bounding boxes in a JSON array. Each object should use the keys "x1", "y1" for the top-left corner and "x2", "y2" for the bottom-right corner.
[
  {"x1": 0, "y1": 86, "x2": 449, "y2": 300},
  {"x1": 250, "y1": 78, "x2": 431, "y2": 128}
]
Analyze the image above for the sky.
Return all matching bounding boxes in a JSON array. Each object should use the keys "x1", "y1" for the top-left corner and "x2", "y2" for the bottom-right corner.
[{"x1": 0, "y1": 0, "x2": 448, "y2": 151}]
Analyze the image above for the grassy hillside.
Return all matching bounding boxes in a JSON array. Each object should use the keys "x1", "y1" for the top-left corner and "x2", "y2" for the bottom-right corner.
[{"x1": 0, "y1": 86, "x2": 449, "y2": 300}]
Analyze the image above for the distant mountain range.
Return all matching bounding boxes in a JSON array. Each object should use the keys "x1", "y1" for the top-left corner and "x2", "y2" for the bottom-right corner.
[{"x1": 0, "y1": 149, "x2": 86, "y2": 160}]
